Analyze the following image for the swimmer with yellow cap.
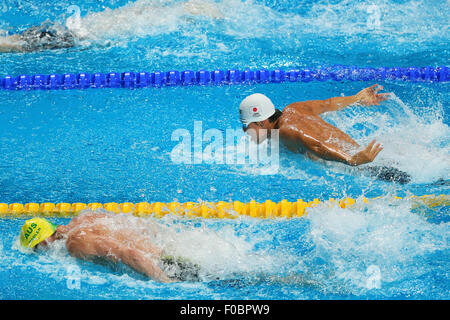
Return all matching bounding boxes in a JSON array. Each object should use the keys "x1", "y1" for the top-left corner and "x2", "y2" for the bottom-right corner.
[
  {"x1": 19, "y1": 213, "x2": 199, "y2": 282},
  {"x1": 20, "y1": 217, "x2": 59, "y2": 249}
]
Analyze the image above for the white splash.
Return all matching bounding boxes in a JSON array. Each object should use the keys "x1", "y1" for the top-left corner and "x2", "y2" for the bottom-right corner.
[
  {"x1": 304, "y1": 197, "x2": 449, "y2": 293},
  {"x1": 323, "y1": 92, "x2": 449, "y2": 183}
]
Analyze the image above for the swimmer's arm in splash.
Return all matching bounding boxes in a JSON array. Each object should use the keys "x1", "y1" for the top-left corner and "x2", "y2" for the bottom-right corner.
[
  {"x1": 288, "y1": 84, "x2": 390, "y2": 115},
  {"x1": 66, "y1": 228, "x2": 173, "y2": 283},
  {"x1": 0, "y1": 35, "x2": 25, "y2": 52},
  {"x1": 280, "y1": 127, "x2": 383, "y2": 166}
]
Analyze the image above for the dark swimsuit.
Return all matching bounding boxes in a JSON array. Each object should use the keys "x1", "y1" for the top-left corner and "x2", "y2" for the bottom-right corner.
[
  {"x1": 363, "y1": 165, "x2": 411, "y2": 184},
  {"x1": 160, "y1": 255, "x2": 201, "y2": 282},
  {"x1": 19, "y1": 22, "x2": 76, "y2": 52}
]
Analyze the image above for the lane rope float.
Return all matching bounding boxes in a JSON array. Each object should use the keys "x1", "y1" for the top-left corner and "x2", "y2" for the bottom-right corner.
[
  {"x1": 1, "y1": 65, "x2": 449, "y2": 91},
  {"x1": 0, "y1": 194, "x2": 448, "y2": 219}
]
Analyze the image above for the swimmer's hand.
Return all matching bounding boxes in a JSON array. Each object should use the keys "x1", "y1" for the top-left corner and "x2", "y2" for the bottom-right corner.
[
  {"x1": 355, "y1": 84, "x2": 390, "y2": 106},
  {"x1": 349, "y1": 139, "x2": 383, "y2": 166}
]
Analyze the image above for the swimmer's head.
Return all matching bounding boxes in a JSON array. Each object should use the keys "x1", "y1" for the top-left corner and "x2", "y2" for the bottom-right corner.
[
  {"x1": 239, "y1": 93, "x2": 276, "y2": 126},
  {"x1": 239, "y1": 94, "x2": 282, "y2": 142},
  {"x1": 20, "y1": 218, "x2": 58, "y2": 250}
]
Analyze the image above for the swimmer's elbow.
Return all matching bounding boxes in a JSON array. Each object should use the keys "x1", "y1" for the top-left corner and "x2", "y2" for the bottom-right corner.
[
  {"x1": 308, "y1": 145, "x2": 332, "y2": 160},
  {"x1": 309, "y1": 143, "x2": 322, "y2": 154},
  {"x1": 307, "y1": 142, "x2": 350, "y2": 163},
  {"x1": 303, "y1": 139, "x2": 325, "y2": 155},
  {"x1": 66, "y1": 236, "x2": 84, "y2": 258},
  {"x1": 121, "y1": 248, "x2": 171, "y2": 282}
]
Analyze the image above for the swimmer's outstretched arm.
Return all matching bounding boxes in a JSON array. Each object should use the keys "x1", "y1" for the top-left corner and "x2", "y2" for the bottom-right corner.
[
  {"x1": 289, "y1": 84, "x2": 390, "y2": 115},
  {"x1": 66, "y1": 229, "x2": 173, "y2": 283},
  {"x1": 0, "y1": 35, "x2": 25, "y2": 52}
]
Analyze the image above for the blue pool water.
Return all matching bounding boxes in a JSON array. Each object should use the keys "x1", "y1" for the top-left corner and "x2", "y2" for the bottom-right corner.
[{"x1": 0, "y1": 0, "x2": 449, "y2": 299}]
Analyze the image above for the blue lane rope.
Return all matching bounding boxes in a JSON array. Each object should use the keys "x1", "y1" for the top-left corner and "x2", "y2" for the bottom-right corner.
[{"x1": 1, "y1": 65, "x2": 448, "y2": 91}]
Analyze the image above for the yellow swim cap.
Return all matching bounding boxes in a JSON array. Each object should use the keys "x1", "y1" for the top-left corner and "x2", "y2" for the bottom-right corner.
[{"x1": 20, "y1": 218, "x2": 57, "y2": 248}]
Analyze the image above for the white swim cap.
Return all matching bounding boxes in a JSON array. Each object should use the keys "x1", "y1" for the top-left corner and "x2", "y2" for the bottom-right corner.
[{"x1": 239, "y1": 93, "x2": 275, "y2": 125}]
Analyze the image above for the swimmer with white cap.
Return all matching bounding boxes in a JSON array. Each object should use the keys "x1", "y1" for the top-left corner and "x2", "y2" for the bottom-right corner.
[
  {"x1": 19, "y1": 213, "x2": 200, "y2": 282},
  {"x1": 239, "y1": 85, "x2": 389, "y2": 166}
]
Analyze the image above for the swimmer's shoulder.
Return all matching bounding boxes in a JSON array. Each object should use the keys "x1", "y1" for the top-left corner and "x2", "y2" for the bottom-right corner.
[
  {"x1": 66, "y1": 211, "x2": 108, "y2": 229},
  {"x1": 278, "y1": 106, "x2": 317, "y2": 131},
  {"x1": 77, "y1": 211, "x2": 108, "y2": 219},
  {"x1": 283, "y1": 101, "x2": 319, "y2": 115}
]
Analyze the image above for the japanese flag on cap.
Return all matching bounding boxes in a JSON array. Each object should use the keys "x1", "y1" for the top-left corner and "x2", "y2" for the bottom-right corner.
[{"x1": 239, "y1": 93, "x2": 275, "y2": 125}]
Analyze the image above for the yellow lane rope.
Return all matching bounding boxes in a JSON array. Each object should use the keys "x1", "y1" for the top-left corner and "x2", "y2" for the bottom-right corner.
[{"x1": 0, "y1": 194, "x2": 447, "y2": 219}]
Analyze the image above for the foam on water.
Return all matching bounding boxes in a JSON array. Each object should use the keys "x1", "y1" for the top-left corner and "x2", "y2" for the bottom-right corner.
[
  {"x1": 322, "y1": 92, "x2": 450, "y2": 183},
  {"x1": 302, "y1": 0, "x2": 447, "y2": 38},
  {"x1": 303, "y1": 197, "x2": 449, "y2": 296},
  {"x1": 0, "y1": 0, "x2": 448, "y2": 73},
  {"x1": 49, "y1": 0, "x2": 446, "y2": 49}
]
